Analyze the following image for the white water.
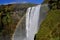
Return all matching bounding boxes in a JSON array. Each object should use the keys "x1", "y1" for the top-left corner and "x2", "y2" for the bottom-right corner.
[
  {"x1": 13, "y1": 4, "x2": 49, "y2": 40},
  {"x1": 26, "y1": 5, "x2": 41, "y2": 40}
]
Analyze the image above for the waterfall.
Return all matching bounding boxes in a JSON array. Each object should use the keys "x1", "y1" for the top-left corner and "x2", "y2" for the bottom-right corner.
[
  {"x1": 13, "y1": 4, "x2": 49, "y2": 40},
  {"x1": 26, "y1": 5, "x2": 41, "y2": 40}
]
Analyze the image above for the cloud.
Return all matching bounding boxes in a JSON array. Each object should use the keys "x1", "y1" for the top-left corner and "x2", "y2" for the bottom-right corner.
[{"x1": 20, "y1": 1, "x2": 28, "y2": 4}]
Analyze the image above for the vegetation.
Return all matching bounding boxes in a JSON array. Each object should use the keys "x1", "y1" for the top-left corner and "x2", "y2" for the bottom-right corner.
[
  {"x1": 0, "y1": 3, "x2": 36, "y2": 40},
  {"x1": 35, "y1": 0, "x2": 60, "y2": 40},
  {"x1": 36, "y1": 9, "x2": 60, "y2": 40}
]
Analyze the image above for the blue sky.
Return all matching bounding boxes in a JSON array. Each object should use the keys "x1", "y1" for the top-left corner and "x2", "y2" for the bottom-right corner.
[{"x1": 0, "y1": 0, "x2": 44, "y2": 5}]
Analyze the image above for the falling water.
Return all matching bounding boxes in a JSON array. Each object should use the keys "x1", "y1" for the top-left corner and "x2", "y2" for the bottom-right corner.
[
  {"x1": 26, "y1": 5, "x2": 41, "y2": 40},
  {"x1": 13, "y1": 4, "x2": 49, "y2": 40}
]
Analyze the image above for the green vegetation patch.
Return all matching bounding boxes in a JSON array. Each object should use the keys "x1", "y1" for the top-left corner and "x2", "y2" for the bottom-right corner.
[{"x1": 36, "y1": 10, "x2": 60, "y2": 40}]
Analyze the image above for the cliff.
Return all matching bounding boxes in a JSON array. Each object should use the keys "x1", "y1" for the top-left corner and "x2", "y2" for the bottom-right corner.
[
  {"x1": 35, "y1": 0, "x2": 60, "y2": 40},
  {"x1": 0, "y1": 3, "x2": 37, "y2": 40}
]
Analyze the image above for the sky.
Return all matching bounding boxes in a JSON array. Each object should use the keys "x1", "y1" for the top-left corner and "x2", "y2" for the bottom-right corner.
[{"x1": 0, "y1": 0, "x2": 44, "y2": 5}]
